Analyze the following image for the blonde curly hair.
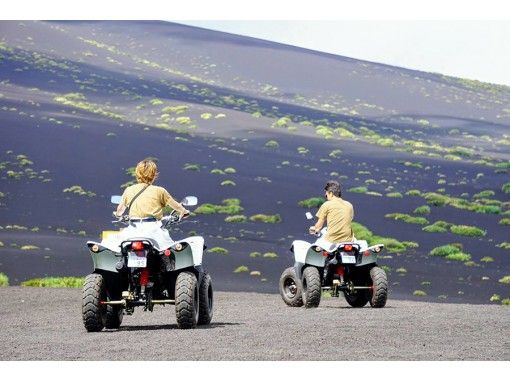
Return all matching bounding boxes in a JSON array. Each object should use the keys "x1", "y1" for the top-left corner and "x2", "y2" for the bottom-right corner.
[{"x1": 135, "y1": 159, "x2": 159, "y2": 184}]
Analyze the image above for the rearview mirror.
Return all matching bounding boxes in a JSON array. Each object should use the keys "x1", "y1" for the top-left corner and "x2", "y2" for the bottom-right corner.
[
  {"x1": 111, "y1": 195, "x2": 122, "y2": 205},
  {"x1": 182, "y1": 196, "x2": 198, "y2": 207},
  {"x1": 305, "y1": 212, "x2": 313, "y2": 220}
]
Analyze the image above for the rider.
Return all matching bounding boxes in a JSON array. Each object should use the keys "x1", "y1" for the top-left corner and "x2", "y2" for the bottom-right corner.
[
  {"x1": 115, "y1": 159, "x2": 189, "y2": 221},
  {"x1": 309, "y1": 180, "x2": 354, "y2": 248}
]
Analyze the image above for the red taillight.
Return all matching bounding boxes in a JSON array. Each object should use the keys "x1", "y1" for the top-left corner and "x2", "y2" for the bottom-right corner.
[
  {"x1": 363, "y1": 250, "x2": 370, "y2": 256},
  {"x1": 140, "y1": 268, "x2": 149, "y2": 287},
  {"x1": 322, "y1": 250, "x2": 329, "y2": 257},
  {"x1": 344, "y1": 244, "x2": 352, "y2": 251},
  {"x1": 132, "y1": 241, "x2": 144, "y2": 251},
  {"x1": 164, "y1": 249, "x2": 171, "y2": 257}
]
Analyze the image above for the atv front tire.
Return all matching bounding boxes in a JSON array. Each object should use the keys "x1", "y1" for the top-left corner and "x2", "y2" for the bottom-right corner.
[
  {"x1": 279, "y1": 267, "x2": 303, "y2": 307},
  {"x1": 369, "y1": 266, "x2": 388, "y2": 308},
  {"x1": 198, "y1": 272, "x2": 213, "y2": 325},
  {"x1": 302, "y1": 266, "x2": 321, "y2": 308},
  {"x1": 82, "y1": 273, "x2": 107, "y2": 332},
  {"x1": 175, "y1": 271, "x2": 199, "y2": 329}
]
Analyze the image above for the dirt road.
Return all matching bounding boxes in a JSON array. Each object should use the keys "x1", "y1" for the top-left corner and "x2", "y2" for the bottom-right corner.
[{"x1": 0, "y1": 287, "x2": 508, "y2": 360}]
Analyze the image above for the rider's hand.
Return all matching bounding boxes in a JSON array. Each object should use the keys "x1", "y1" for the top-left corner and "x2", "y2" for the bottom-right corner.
[
  {"x1": 309, "y1": 226, "x2": 316, "y2": 235},
  {"x1": 179, "y1": 208, "x2": 190, "y2": 220}
]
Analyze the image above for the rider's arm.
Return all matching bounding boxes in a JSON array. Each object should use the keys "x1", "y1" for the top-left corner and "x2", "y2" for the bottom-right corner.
[
  {"x1": 115, "y1": 203, "x2": 126, "y2": 218},
  {"x1": 162, "y1": 189, "x2": 189, "y2": 216},
  {"x1": 312, "y1": 216, "x2": 325, "y2": 233}
]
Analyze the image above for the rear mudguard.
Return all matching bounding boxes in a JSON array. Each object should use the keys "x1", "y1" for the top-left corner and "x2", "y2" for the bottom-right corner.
[
  {"x1": 290, "y1": 240, "x2": 385, "y2": 275},
  {"x1": 87, "y1": 242, "x2": 119, "y2": 273},
  {"x1": 172, "y1": 236, "x2": 205, "y2": 271}
]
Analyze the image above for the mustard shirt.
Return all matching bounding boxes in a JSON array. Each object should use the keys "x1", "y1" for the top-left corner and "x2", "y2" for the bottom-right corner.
[
  {"x1": 121, "y1": 183, "x2": 173, "y2": 220},
  {"x1": 316, "y1": 197, "x2": 354, "y2": 243}
]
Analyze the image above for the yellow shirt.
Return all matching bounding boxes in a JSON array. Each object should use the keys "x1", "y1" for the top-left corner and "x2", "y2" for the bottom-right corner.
[
  {"x1": 316, "y1": 197, "x2": 354, "y2": 243},
  {"x1": 121, "y1": 183, "x2": 173, "y2": 220}
]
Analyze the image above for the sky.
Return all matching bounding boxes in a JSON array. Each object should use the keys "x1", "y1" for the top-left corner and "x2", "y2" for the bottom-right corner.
[{"x1": 179, "y1": 21, "x2": 510, "y2": 86}]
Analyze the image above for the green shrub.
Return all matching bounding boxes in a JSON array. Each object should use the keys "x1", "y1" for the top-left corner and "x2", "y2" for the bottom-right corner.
[
  {"x1": 200, "y1": 113, "x2": 212, "y2": 120},
  {"x1": 150, "y1": 98, "x2": 163, "y2": 106},
  {"x1": 423, "y1": 221, "x2": 451, "y2": 233},
  {"x1": 498, "y1": 276, "x2": 510, "y2": 285},
  {"x1": 386, "y1": 192, "x2": 403, "y2": 198},
  {"x1": 249, "y1": 252, "x2": 262, "y2": 258},
  {"x1": 348, "y1": 186, "x2": 368, "y2": 193},
  {"x1": 329, "y1": 149, "x2": 342, "y2": 158},
  {"x1": 249, "y1": 214, "x2": 282, "y2": 224},
  {"x1": 497, "y1": 242, "x2": 510, "y2": 249},
  {"x1": 20, "y1": 245, "x2": 39, "y2": 250},
  {"x1": 490, "y1": 294, "x2": 501, "y2": 302},
  {"x1": 265, "y1": 140, "x2": 279, "y2": 148},
  {"x1": 502, "y1": 299, "x2": 510, "y2": 306},
  {"x1": 450, "y1": 225, "x2": 486, "y2": 237},
  {"x1": 220, "y1": 180, "x2": 236, "y2": 186},
  {"x1": 480, "y1": 256, "x2": 494, "y2": 263},
  {"x1": 406, "y1": 189, "x2": 422, "y2": 196},
  {"x1": 298, "y1": 197, "x2": 325, "y2": 208},
  {"x1": 385, "y1": 213, "x2": 429, "y2": 225},
  {"x1": 263, "y1": 252, "x2": 278, "y2": 259},
  {"x1": 183, "y1": 163, "x2": 200, "y2": 171},
  {"x1": 0, "y1": 272, "x2": 8, "y2": 286},
  {"x1": 413, "y1": 205, "x2": 431, "y2": 215},
  {"x1": 162, "y1": 105, "x2": 188, "y2": 114},
  {"x1": 396, "y1": 268, "x2": 407, "y2": 274},
  {"x1": 499, "y1": 218, "x2": 510, "y2": 225},
  {"x1": 224, "y1": 167, "x2": 236, "y2": 174},
  {"x1": 430, "y1": 244, "x2": 471, "y2": 261},
  {"x1": 176, "y1": 116, "x2": 191, "y2": 125},
  {"x1": 21, "y1": 277, "x2": 84, "y2": 288},
  {"x1": 413, "y1": 290, "x2": 427, "y2": 297},
  {"x1": 63, "y1": 185, "x2": 96, "y2": 197},
  {"x1": 195, "y1": 198, "x2": 243, "y2": 215},
  {"x1": 224, "y1": 215, "x2": 247, "y2": 223},
  {"x1": 210, "y1": 169, "x2": 225, "y2": 175},
  {"x1": 209, "y1": 247, "x2": 229, "y2": 255},
  {"x1": 297, "y1": 147, "x2": 309, "y2": 155},
  {"x1": 502, "y1": 182, "x2": 510, "y2": 194},
  {"x1": 473, "y1": 190, "x2": 495, "y2": 199},
  {"x1": 233, "y1": 266, "x2": 249, "y2": 273}
]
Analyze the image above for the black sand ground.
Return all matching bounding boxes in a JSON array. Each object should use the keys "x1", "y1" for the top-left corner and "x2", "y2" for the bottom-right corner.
[
  {"x1": 0, "y1": 21, "x2": 509, "y2": 304},
  {"x1": 0, "y1": 287, "x2": 508, "y2": 360}
]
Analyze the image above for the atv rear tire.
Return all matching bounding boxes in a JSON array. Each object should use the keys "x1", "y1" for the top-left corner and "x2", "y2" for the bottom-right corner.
[
  {"x1": 105, "y1": 305, "x2": 123, "y2": 329},
  {"x1": 198, "y1": 272, "x2": 213, "y2": 325},
  {"x1": 369, "y1": 266, "x2": 388, "y2": 308},
  {"x1": 279, "y1": 267, "x2": 303, "y2": 307},
  {"x1": 175, "y1": 271, "x2": 199, "y2": 329},
  {"x1": 82, "y1": 273, "x2": 107, "y2": 332},
  {"x1": 302, "y1": 266, "x2": 321, "y2": 308}
]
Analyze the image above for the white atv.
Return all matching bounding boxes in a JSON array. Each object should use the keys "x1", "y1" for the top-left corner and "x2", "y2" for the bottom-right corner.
[
  {"x1": 82, "y1": 195, "x2": 213, "y2": 331},
  {"x1": 279, "y1": 212, "x2": 388, "y2": 308}
]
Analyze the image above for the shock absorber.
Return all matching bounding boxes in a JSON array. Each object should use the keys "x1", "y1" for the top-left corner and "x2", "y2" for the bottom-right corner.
[{"x1": 140, "y1": 268, "x2": 149, "y2": 296}]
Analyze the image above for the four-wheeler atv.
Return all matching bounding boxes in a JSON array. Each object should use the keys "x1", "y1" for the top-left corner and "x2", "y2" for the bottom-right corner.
[
  {"x1": 82, "y1": 195, "x2": 213, "y2": 332},
  {"x1": 279, "y1": 212, "x2": 388, "y2": 308}
]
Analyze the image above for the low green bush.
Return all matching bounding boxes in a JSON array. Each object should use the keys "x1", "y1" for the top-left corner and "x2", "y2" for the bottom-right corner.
[
  {"x1": 21, "y1": 277, "x2": 84, "y2": 288},
  {"x1": 450, "y1": 225, "x2": 486, "y2": 237},
  {"x1": 502, "y1": 182, "x2": 510, "y2": 194},
  {"x1": 499, "y1": 218, "x2": 510, "y2": 225},
  {"x1": 423, "y1": 221, "x2": 451, "y2": 233},
  {"x1": 406, "y1": 189, "x2": 422, "y2": 196},
  {"x1": 249, "y1": 214, "x2": 282, "y2": 223},
  {"x1": 348, "y1": 186, "x2": 368, "y2": 193},
  {"x1": 386, "y1": 192, "x2": 403, "y2": 198},
  {"x1": 233, "y1": 266, "x2": 249, "y2": 273},
  {"x1": 497, "y1": 242, "x2": 510, "y2": 249},
  {"x1": 413, "y1": 290, "x2": 427, "y2": 296},
  {"x1": 224, "y1": 167, "x2": 236, "y2": 174},
  {"x1": 209, "y1": 247, "x2": 229, "y2": 255},
  {"x1": 183, "y1": 163, "x2": 200, "y2": 171},
  {"x1": 265, "y1": 140, "x2": 279, "y2": 148},
  {"x1": 0, "y1": 272, "x2": 9, "y2": 286},
  {"x1": 249, "y1": 252, "x2": 262, "y2": 257},
  {"x1": 298, "y1": 197, "x2": 325, "y2": 208},
  {"x1": 220, "y1": 180, "x2": 236, "y2": 186},
  {"x1": 195, "y1": 198, "x2": 243, "y2": 215},
  {"x1": 224, "y1": 215, "x2": 247, "y2": 223},
  {"x1": 413, "y1": 205, "x2": 431, "y2": 215},
  {"x1": 430, "y1": 244, "x2": 471, "y2": 262},
  {"x1": 498, "y1": 276, "x2": 510, "y2": 285},
  {"x1": 263, "y1": 252, "x2": 278, "y2": 259},
  {"x1": 385, "y1": 213, "x2": 429, "y2": 225}
]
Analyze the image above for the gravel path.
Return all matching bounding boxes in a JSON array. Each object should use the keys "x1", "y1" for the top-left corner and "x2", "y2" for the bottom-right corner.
[{"x1": 0, "y1": 287, "x2": 508, "y2": 360}]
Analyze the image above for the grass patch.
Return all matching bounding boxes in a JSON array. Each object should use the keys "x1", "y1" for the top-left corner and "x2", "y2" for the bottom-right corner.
[
  {"x1": 0, "y1": 272, "x2": 8, "y2": 286},
  {"x1": 220, "y1": 180, "x2": 236, "y2": 186},
  {"x1": 497, "y1": 242, "x2": 510, "y2": 249},
  {"x1": 385, "y1": 213, "x2": 429, "y2": 225},
  {"x1": 20, "y1": 245, "x2": 39, "y2": 250},
  {"x1": 162, "y1": 105, "x2": 188, "y2": 114},
  {"x1": 21, "y1": 277, "x2": 84, "y2": 288},
  {"x1": 348, "y1": 186, "x2": 368, "y2": 194},
  {"x1": 422, "y1": 192, "x2": 501, "y2": 214},
  {"x1": 224, "y1": 215, "x2": 247, "y2": 223},
  {"x1": 183, "y1": 163, "x2": 200, "y2": 171},
  {"x1": 498, "y1": 276, "x2": 510, "y2": 285},
  {"x1": 54, "y1": 93, "x2": 124, "y2": 120},
  {"x1": 502, "y1": 182, "x2": 510, "y2": 194},
  {"x1": 298, "y1": 197, "x2": 325, "y2": 208},
  {"x1": 480, "y1": 256, "x2": 494, "y2": 263},
  {"x1": 406, "y1": 189, "x2": 422, "y2": 196},
  {"x1": 195, "y1": 198, "x2": 243, "y2": 215},
  {"x1": 413, "y1": 290, "x2": 427, "y2": 297},
  {"x1": 262, "y1": 252, "x2": 278, "y2": 259},
  {"x1": 63, "y1": 185, "x2": 96, "y2": 197},
  {"x1": 224, "y1": 167, "x2": 236, "y2": 174},
  {"x1": 208, "y1": 247, "x2": 229, "y2": 255},
  {"x1": 386, "y1": 192, "x2": 403, "y2": 198},
  {"x1": 265, "y1": 140, "x2": 279, "y2": 148},
  {"x1": 249, "y1": 252, "x2": 262, "y2": 258},
  {"x1": 329, "y1": 149, "x2": 342, "y2": 158},
  {"x1": 351, "y1": 222, "x2": 418, "y2": 253},
  {"x1": 449, "y1": 225, "x2": 486, "y2": 237},
  {"x1": 210, "y1": 169, "x2": 225, "y2": 175},
  {"x1": 249, "y1": 214, "x2": 282, "y2": 223},
  {"x1": 430, "y1": 244, "x2": 471, "y2": 262},
  {"x1": 233, "y1": 266, "x2": 249, "y2": 273},
  {"x1": 413, "y1": 205, "x2": 431, "y2": 215},
  {"x1": 499, "y1": 218, "x2": 510, "y2": 225}
]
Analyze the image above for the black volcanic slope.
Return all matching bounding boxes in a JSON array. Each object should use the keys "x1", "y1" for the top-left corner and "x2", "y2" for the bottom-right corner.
[{"x1": 0, "y1": 21, "x2": 509, "y2": 304}]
